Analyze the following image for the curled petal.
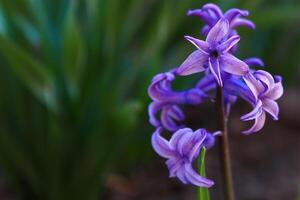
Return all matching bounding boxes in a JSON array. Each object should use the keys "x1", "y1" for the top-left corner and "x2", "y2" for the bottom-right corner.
[
  {"x1": 201, "y1": 25, "x2": 211, "y2": 35},
  {"x1": 184, "y1": 88, "x2": 207, "y2": 105},
  {"x1": 216, "y1": 35, "x2": 240, "y2": 53},
  {"x1": 202, "y1": 133, "x2": 216, "y2": 149},
  {"x1": 223, "y1": 76, "x2": 256, "y2": 104},
  {"x1": 244, "y1": 57, "x2": 264, "y2": 67},
  {"x1": 231, "y1": 18, "x2": 256, "y2": 29},
  {"x1": 265, "y1": 82, "x2": 283, "y2": 100},
  {"x1": 202, "y1": 3, "x2": 223, "y2": 19},
  {"x1": 148, "y1": 102, "x2": 162, "y2": 127},
  {"x1": 151, "y1": 127, "x2": 174, "y2": 158},
  {"x1": 209, "y1": 58, "x2": 223, "y2": 86},
  {"x1": 184, "y1": 36, "x2": 210, "y2": 54},
  {"x1": 177, "y1": 50, "x2": 208, "y2": 76},
  {"x1": 170, "y1": 128, "x2": 190, "y2": 149},
  {"x1": 242, "y1": 112, "x2": 266, "y2": 134},
  {"x1": 262, "y1": 99, "x2": 279, "y2": 120},
  {"x1": 188, "y1": 129, "x2": 207, "y2": 162},
  {"x1": 254, "y1": 70, "x2": 274, "y2": 92},
  {"x1": 176, "y1": 129, "x2": 194, "y2": 156},
  {"x1": 224, "y1": 8, "x2": 249, "y2": 22},
  {"x1": 166, "y1": 159, "x2": 182, "y2": 178},
  {"x1": 148, "y1": 71, "x2": 175, "y2": 102},
  {"x1": 161, "y1": 105, "x2": 185, "y2": 132},
  {"x1": 187, "y1": 9, "x2": 215, "y2": 26},
  {"x1": 274, "y1": 75, "x2": 282, "y2": 82},
  {"x1": 184, "y1": 163, "x2": 214, "y2": 187},
  {"x1": 206, "y1": 19, "x2": 229, "y2": 47},
  {"x1": 243, "y1": 72, "x2": 264, "y2": 99},
  {"x1": 168, "y1": 105, "x2": 185, "y2": 121},
  {"x1": 176, "y1": 167, "x2": 189, "y2": 184},
  {"x1": 219, "y1": 53, "x2": 249, "y2": 76},
  {"x1": 241, "y1": 100, "x2": 263, "y2": 121}
]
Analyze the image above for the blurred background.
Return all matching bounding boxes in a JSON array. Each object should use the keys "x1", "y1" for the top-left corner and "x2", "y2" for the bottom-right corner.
[{"x1": 0, "y1": 0, "x2": 299, "y2": 199}]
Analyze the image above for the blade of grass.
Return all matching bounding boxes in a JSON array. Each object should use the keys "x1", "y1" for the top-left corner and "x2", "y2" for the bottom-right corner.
[{"x1": 198, "y1": 148, "x2": 210, "y2": 200}]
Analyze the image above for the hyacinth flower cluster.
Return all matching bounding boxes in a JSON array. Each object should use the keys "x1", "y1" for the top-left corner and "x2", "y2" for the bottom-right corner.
[{"x1": 147, "y1": 3, "x2": 283, "y2": 189}]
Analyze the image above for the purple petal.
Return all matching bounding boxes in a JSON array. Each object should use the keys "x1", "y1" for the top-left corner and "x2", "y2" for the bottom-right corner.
[
  {"x1": 196, "y1": 74, "x2": 216, "y2": 92},
  {"x1": 169, "y1": 105, "x2": 185, "y2": 121},
  {"x1": 184, "y1": 36, "x2": 210, "y2": 54},
  {"x1": 184, "y1": 88, "x2": 207, "y2": 105},
  {"x1": 224, "y1": 8, "x2": 249, "y2": 23},
  {"x1": 148, "y1": 71, "x2": 175, "y2": 102},
  {"x1": 176, "y1": 167, "x2": 189, "y2": 184},
  {"x1": 231, "y1": 18, "x2": 256, "y2": 29},
  {"x1": 265, "y1": 82, "x2": 283, "y2": 100},
  {"x1": 224, "y1": 76, "x2": 256, "y2": 104},
  {"x1": 187, "y1": 9, "x2": 203, "y2": 17},
  {"x1": 177, "y1": 50, "x2": 208, "y2": 76},
  {"x1": 151, "y1": 127, "x2": 174, "y2": 158},
  {"x1": 203, "y1": 133, "x2": 216, "y2": 149},
  {"x1": 184, "y1": 163, "x2": 214, "y2": 187},
  {"x1": 209, "y1": 58, "x2": 223, "y2": 86},
  {"x1": 244, "y1": 57, "x2": 264, "y2": 67},
  {"x1": 188, "y1": 129, "x2": 207, "y2": 162},
  {"x1": 148, "y1": 102, "x2": 162, "y2": 127},
  {"x1": 161, "y1": 107, "x2": 180, "y2": 132},
  {"x1": 254, "y1": 70, "x2": 274, "y2": 91},
  {"x1": 219, "y1": 53, "x2": 249, "y2": 76},
  {"x1": 201, "y1": 25, "x2": 211, "y2": 36},
  {"x1": 187, "y1": 9, "x2": 215, "y2": 26},
  {"x1": 166, "y1": 159, "x2": 182, "y2": 178},
  {"x1": 216, "y1": 35, "x2": 240, "y2": 53},
  {"x1": 262, "y1": 99, "x2": 279, "y2": 120},
  {"x1": 241, "y1": 100, "x2": 263, "y2": 121},
  {"x1": 243, "y1": 72, "x2": 264, "y2": 99},
  {"x1": 274, "y1": 75, "x2": 282, "y2": 82},
  {"x1": 170, "y1": 128, "x2": 191, "y2": 149},
  {"x1": 242, "y1": 112, "x2": 266, "y2": 134},
  {"x1": 202, "y1": 3, "x2": 223, "y2": 19},
  {"x1": 176, "y1": 130, "x2": 194, "y2": 156},
  {"x1": 206, "y1": 19, "x2": 229, "y2": 47}
]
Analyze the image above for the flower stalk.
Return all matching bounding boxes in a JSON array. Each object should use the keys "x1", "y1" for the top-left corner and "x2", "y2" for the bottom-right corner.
[{"x1": 216, "y1": 86, "x2": 235, "y2": 200}]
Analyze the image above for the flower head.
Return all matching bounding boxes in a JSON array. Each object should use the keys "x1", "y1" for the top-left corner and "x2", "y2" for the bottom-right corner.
[
  {"x1": 151, "y1": 127, "x2": 216, "y2": 187},
  {"x1": 177, "y1": 19, "x2": 249, "y2": 86},
  {"x1": 149, "y1": 102, "x2": 185, "y2": 132},
  {"x1": 148, "y1": 70, "x2": 207, "y2": 104},
  {"x1": 187, "y1": 3, "x2": 255, "y2": 36},
  {"x1": 240, "y1": 70, "x2": 283, "y2": 134}
]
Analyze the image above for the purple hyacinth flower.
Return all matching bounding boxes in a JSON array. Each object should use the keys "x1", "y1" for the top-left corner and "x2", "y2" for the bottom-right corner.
[
  {"x1": 177, "y1": 19, "x2": 249, "y2": 86},
  {"x1": 151, "y1": 127, "x2": 216, "y2": 187},
  {"x1": 149, "y1": 102, "x2": 185, "y2": 132},
  {"x1": 148, "y1": 70, "x2": 207, "y2": 105},
  {"x1": 187, "y1": 3, "x2": 255, "y2": 36},
  {"x1": 240, "y1": 70, "x2": 283, "y2": 134}
]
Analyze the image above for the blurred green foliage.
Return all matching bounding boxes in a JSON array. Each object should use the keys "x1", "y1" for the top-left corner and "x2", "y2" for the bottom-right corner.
[{"x1": 0, "y1": 0, "x2": 299, "y2": 199}]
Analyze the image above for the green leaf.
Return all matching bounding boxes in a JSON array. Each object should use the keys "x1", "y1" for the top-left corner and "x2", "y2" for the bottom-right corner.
[
  {"x1": 198, "y1": 148, "x2": 210, "y2": 200},
  {"x1": 0, "y1": 35, "x2": 58, "y2": 111},
  {"x1": 253, "y1": 5, "x2": 300, "y2": 27},
  {"x1": 62, "y1": 1, "x2": 85, "y2": 99}
]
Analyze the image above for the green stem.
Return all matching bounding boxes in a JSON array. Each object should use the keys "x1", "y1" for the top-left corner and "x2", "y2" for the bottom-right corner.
[
  {"x1": 197, "y1": 148, "x2": 210, "y2": 200},
  {"x1": 216, "y1": 86, "x2": 235, "y2": 200}
]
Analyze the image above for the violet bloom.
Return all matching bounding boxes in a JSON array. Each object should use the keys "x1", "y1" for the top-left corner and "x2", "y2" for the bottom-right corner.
[
  {"x1": 241, "y1": 70, "x2": 283, "y2": 134},
  {"x1": 148, "y1": 70, "x2": 207, "y2": 105},
  {"x1": 187, "y1": 3, "x2": 255, "y2": 36},
  {"x1": 149, "y1": 102, "x2": 185, "y2": 132},
  {"x1": 151, "y1": 127, "x2": 216, "y2": 187},
  {"x1": 177, "y1": 19, "x2": 249, "y2": 86}
]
